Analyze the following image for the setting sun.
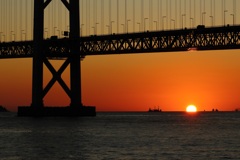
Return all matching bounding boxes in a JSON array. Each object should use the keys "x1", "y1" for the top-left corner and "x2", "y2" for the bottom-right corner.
[{"x1": 186, "y1": 105, "x2": 197, "y2": 112}]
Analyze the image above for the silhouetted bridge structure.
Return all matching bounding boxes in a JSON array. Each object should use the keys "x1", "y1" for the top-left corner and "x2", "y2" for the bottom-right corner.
[
  {"x1": 0, "y1": 0, "x2": 240, "y2": 116},
  {"x1": 1, "y1": 25, "x2": 240, "y2": 59}
]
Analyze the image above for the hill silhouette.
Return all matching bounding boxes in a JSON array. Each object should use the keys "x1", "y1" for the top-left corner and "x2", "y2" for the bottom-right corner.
[{"x1": 0, "y1": 106, "x2": 8, "y2": 112}]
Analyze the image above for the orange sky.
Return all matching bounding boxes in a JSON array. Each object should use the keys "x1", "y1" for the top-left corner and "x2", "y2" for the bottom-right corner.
[
  {"x1": 1, "y1": 49, "x2": 240, "y2": 112},
  {"x1": 1, "y1": 0, "x2": 240, "y2": 112}
]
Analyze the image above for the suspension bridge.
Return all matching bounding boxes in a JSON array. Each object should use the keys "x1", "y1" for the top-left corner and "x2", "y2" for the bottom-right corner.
[{"x1": 0, "y1": 0, "x2": 240, "y2": 116}]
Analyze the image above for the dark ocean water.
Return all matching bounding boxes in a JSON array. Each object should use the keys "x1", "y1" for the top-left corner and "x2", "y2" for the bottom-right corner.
[{"x1": 0, "y1": 112, "x2": 239, "y2": 160}]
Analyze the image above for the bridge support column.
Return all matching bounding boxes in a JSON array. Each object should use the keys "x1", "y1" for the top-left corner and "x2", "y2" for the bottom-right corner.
[
  {"x1": 32, "y1": 0, "x2": 44, "y2": 108},
  {"x1": 18, "y1": 0, "x2": 95, "y2": 116},
  {"x1": 69, "y1": 0, "x2": 82, "y2": 108}
]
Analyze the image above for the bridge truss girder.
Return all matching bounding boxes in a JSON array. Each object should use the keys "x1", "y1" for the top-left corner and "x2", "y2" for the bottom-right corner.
[
  {"x1": 80, "y1": 26, "x2": 240, "y2": 55},
  {"x1": 1, "y1": 26, "x2": 240, "y2": 59}
]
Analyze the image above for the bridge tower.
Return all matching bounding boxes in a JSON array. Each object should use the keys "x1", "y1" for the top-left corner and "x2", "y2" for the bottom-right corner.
[{"x1": 18, "y1": 0, "x2": 95, "y2": 116}]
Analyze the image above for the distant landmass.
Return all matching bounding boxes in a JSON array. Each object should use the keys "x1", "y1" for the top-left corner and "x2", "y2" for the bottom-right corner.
[{"x1": 0, "y1": 106, "x2": 8, "y2": 112}]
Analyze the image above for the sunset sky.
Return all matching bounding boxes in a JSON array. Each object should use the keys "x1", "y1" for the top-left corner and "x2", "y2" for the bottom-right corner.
[
  {"x1": 1, "y1": 49, "x2": 240, "y2": 112},
  {"x1": 1, "y1": 0, "x2": 240, "y2": 112}
]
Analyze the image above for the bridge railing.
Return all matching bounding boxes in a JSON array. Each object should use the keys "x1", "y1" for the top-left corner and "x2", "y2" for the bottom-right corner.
[{"x1": 79, "y1": 25, "x2": 240, "y2": 54}]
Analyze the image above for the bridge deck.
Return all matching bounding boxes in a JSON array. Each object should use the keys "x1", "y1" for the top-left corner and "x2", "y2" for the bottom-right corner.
[{"x1": 1, "y1": 25, "x2": 240, "y2": 59}]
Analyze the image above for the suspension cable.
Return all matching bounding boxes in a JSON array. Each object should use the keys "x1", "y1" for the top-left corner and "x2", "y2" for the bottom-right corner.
[
  {"x1": 0, "y1": 0, "x2": 2, "y2": 42},
  {"x1": 31, "y1": 0, "x2": 33, "y2": 40},
  {"x1": 141, "y1": 0, "x2": 143, "y2": 31},
  {"x1": 25, "y1": 0, "x2": 28, "y2": 40},
  {"x1": 58, "y1": 0, "x2": 62, "y2": 37},
  {"x1": 101, "y1": 0, "x2": 104, "y2": 34},
  {"x1": 133, "y1": 0, "x2": 135, "y2": 32}
]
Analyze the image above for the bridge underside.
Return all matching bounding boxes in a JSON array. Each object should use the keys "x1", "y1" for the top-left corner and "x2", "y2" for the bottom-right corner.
[{"x1": 1, "y1": 25, "x2": 240, "y2": 59}]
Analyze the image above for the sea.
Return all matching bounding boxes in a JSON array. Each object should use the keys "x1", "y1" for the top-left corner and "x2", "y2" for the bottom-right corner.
[{"x1": 0, "y1": 111, "x2": 239, "y2": 160}]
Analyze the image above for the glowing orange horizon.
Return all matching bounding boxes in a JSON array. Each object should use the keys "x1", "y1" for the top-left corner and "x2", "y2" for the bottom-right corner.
[{"x1": 1, "y1": 50, "x2": 240, "y2": 112}]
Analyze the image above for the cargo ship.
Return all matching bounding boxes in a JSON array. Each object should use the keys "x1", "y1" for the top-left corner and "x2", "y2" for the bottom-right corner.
[{"x1": 148, "y1": 107, "x2": 161, "y2": 112}]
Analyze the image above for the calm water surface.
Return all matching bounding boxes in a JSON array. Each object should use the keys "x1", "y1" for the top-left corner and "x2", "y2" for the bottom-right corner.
[{"x1": 0, "y1": 112, "x2": 239, "y2": 160}]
